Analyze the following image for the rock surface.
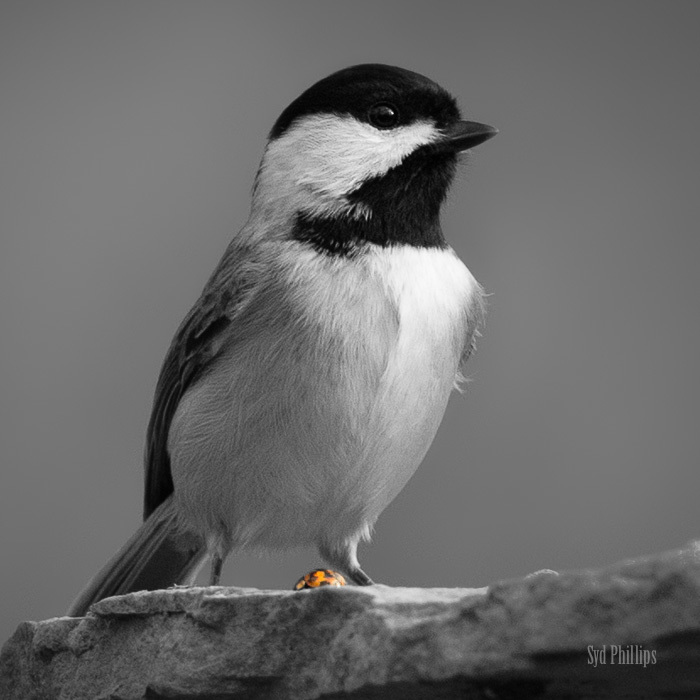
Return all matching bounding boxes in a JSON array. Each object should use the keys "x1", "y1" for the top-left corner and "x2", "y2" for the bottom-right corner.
[{"x1": 3, "y1": 542, "x2": 700, "y2": 699}]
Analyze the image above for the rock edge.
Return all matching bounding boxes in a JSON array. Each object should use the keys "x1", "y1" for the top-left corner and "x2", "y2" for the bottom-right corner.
[{"x1": 3, "y1": 541, "x2": 700, "y2": 699}]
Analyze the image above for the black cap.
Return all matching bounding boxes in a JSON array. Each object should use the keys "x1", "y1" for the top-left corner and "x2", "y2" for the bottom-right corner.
[{"x1": 270, "y1": 63, "x2": 462, "y2": 140}]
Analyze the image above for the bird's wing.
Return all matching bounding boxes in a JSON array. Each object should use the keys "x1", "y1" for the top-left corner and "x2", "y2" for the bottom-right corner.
[{"x1": 143, "y1": 243, "x2": 256, "y2": 519}]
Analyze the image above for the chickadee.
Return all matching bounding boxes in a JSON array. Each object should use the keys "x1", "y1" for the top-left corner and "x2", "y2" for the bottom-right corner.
[{"x1": 68, "y1": 64, "x2": 496, "y2": 616}]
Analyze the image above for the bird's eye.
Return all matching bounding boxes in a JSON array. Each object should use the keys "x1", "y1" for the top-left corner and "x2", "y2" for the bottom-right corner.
[{"x1": 368, "y1": 103, "x2": 399, "y2": 129}]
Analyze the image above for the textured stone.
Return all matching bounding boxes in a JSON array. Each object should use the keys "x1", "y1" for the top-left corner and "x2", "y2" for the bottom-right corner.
[{"x1": 3, "y1": 541, "x2": 700, "y2": 698}]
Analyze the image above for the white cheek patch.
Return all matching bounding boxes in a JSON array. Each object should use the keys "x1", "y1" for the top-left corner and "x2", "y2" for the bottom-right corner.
[{"x1": 254, "y1": 114, "x2": 440, "y2": 218}]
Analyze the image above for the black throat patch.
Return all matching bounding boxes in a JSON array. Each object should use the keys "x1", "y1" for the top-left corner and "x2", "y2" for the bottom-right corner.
[
  {"x1": 291, "y1": 146, "x2": 456, "y2": 257},
  {"x1": 292, "y1": 212, "x2": 367, "y2": 258}
]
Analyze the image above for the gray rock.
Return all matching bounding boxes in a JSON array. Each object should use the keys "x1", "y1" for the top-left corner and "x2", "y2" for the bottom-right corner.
[{"x1": 3, "y1": 541, "x2": 700, "y2": 699}]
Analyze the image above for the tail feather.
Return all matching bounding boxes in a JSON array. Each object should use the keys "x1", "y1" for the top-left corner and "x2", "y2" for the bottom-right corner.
[{"x1": 67, "y1": 496, "x2": 206, "y2": 617}]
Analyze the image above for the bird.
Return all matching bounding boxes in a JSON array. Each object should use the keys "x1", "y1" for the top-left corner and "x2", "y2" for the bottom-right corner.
[{"x1": 67, "y1": 63, "x2": 496, "y2": 616}]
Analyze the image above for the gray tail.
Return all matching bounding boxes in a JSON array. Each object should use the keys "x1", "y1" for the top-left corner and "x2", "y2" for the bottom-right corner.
[{"x1": 67, "y1": 496, "x2": 206, "y2": 617}]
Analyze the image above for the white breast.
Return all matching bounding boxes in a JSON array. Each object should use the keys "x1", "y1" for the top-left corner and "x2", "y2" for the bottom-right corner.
[
  {"x1": 354, "y1": 245, "x2": 479, "y2": 515},
  {"x1": 168, "y1": 241, "x2": 481, "y2": 553}
]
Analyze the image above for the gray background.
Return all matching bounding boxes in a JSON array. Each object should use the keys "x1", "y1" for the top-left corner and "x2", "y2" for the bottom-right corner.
[{"x1": 2, "y1": 1, "x2": 699, "y2": 643}]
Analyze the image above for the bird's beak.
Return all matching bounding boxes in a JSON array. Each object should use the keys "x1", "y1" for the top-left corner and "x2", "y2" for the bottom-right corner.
[{"x1": 437, "y1": 120, "x2": 498, "y2": 153}]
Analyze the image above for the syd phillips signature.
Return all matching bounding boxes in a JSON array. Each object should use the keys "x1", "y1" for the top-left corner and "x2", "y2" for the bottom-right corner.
[{"x1": 588, "y1": 644, "x2": 656, "y2": 668}]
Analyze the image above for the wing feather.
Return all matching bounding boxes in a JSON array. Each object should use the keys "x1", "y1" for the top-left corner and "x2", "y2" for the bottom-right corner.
[{"x1": 143, "y1": 244, "x2": 256, "y2": 518}]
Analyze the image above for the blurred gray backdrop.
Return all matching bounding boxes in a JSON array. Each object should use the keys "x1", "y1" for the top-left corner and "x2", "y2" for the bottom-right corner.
[{"x1": 2, "y1": 1, "x2": 699, "y2": 643}]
